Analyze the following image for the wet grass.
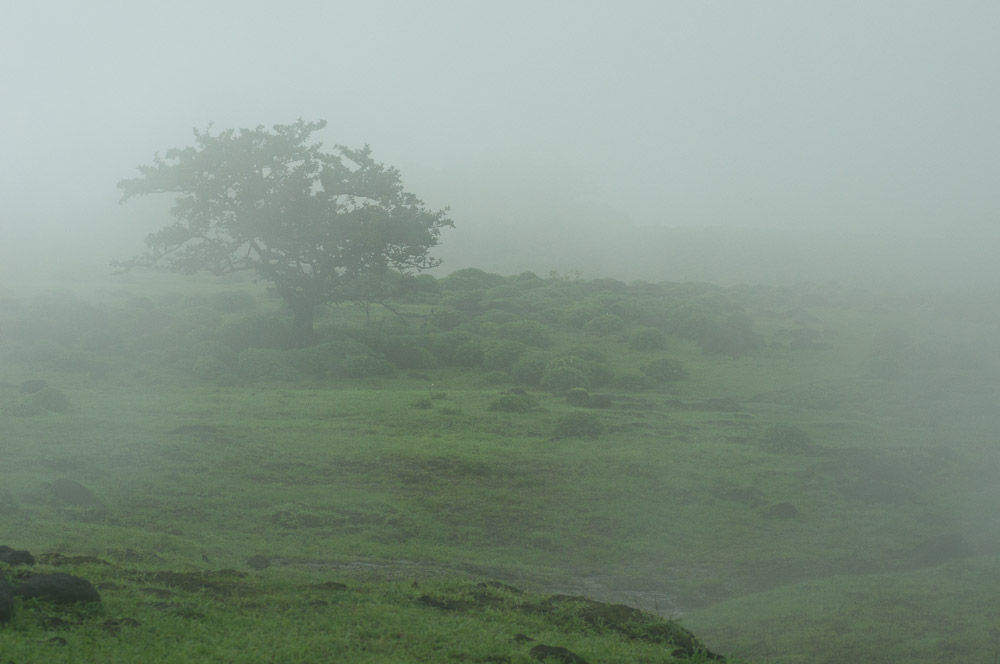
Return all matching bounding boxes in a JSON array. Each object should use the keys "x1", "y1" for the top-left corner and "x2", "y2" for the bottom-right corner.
[{"x1": 2, "y1": 270, "x2": 1000, "y2": 661}]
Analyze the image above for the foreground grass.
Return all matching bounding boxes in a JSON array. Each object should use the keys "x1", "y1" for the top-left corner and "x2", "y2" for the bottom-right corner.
[{"x1": 1, "y1": 558, "x2": 730, "y2": 663}]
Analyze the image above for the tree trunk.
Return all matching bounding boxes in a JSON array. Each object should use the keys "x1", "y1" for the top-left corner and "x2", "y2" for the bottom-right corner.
[{"x1": 289, "y1": 299, "x2": 315, "y2": 348}]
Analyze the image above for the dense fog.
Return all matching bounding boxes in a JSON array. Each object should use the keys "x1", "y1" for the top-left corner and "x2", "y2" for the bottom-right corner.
[{"x1": 3, "y1": 1, "x2": 999, "y2": 290}]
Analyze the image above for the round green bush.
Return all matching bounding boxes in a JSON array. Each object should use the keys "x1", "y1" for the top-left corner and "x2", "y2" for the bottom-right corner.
[
  {"x1": 210, "y1": 290, "x2": 256, "y2": 313},
  {"x1": 565, "y1": 387, "x2": 591, "y2": 407},
  {"x1": 336, "y1": 353, "x2": 396, "y2": 379},
  {"x1": 482, "y1": 340, "x2": 528, "y2": 372},
  {"x1": 498, "y1": 320, "x2": 551, "y2": 347},
  {"x1": 548, "y1": 354, "x2": 613, "y2": 388},
  {"x1": 477, "y1": 309, "x2": 520, "y2": 325},
  {"x1": 30, "y1": 387, "x2": 71, "y2": 412},
  {"x1": 756, "y1": 424, "x2": 813, "y2": 453},
  {"x1": 237, "y1": 348, "x2": 300, "y2": 380},
  {"x1": 191, "y1": 356, "x2": 229, "y2": 381},
  {"x1": 452, "y1": 340, "x2": 486, "y2": 367},
  {"x1": 641, "y1": 357, "x2": 688, "y2": 382},
  {"x1": 610, "y1": 373, "x2": 656, "y2": 392},
  {"x1": 557, "y1": 304, "x2": 606, "y2": 329},
  {"x1": 552, "y1": 411, "x2": 606, "y2": 439},
  {"x1": 629, "y1": 327, "x2": 667, "y2": 351},
  {"x1": 489, "y1": 392, "x2": 537, "y2": 412},
  {"x1": 221, "y1": 314, "x2": 292, "y2": 351},
  {"x1": 583, "y1": 313, "x2": 625, "y2": 336},
  {"x1": 541, "y1": 365, "x2": 589, "y2": 394},
  {"x1": 511, "y1": 352, "x2": 550, "y2": 386}
]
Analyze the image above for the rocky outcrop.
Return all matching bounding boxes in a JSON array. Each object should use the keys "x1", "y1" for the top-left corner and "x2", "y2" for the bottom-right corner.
[
  {"x1": 0, "y1": 569, "x2": 12, "y2": 623},
  {"x1": 11, "y1": 573, "x2": 101, "y2": 605}
]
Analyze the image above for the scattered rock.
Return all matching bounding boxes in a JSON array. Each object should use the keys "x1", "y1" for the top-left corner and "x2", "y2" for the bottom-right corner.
[
  {"x1": 529, "y1": 644, "x2": 590, "y2": 663},
  {"x1": 12, "y1": 573, "x2": 101, "y2": 605},
  {"x1": 763, "y1": 502, "x2": 800, "y2": 519},
  {"x1": 305, "y1": 581, "x2": 349, "y2": 591},
  {"x1": 0, "y1": 569, "x2": 12, "y2": 623},
  {"x1": 109, "y1": 548, "x2": 165, "y2": 564},
  {"x1": 0, "y1": 545, "x2": 35, "y2": 565},
  {"x1": 36, "y1": 552, "x2": 110, "y2": 567},
  {"x1": 417, "y1": 594, "x2": 473, "y2": 611},
  {"x1": 102, "y1": 617, "x2": 141, "y2": 634}
]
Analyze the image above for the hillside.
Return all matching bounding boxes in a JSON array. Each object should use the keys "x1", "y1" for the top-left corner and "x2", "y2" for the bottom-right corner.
[{"x1": 2, "y1": 267, "x2": 999, "y2": 662}]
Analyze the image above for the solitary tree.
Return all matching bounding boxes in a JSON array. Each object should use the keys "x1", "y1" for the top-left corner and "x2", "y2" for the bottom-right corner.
[{"x1": 116, "y1": 119, "x2": 452, "y2": 346}]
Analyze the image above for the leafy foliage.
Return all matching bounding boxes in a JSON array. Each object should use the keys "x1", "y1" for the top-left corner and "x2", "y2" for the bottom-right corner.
[{"x1": 117, "y1": 120, "x2": 452, "y2": 345}]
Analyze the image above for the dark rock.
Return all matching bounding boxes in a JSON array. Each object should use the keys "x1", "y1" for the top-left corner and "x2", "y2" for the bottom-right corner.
[
  {"x1": 102, "y1": 617, "x2": 141, "y2": 634},
  {"x1": 536, "y1": 594, "x2": 725, "y2": 660},
  {"x1": 307, "y1": 581, "x2": 348, "y2": 591},
  {"x1": 49, "y1": 478, "x2": 103, "y2": 508},
  {"x1": 12, "y1": 573, "x2": 101, "y2": 604},
  {"x1": 36, "y1": 552, "x2": 110, "y2": 567},
  {"x1": 529, "y1": 644, "x2": 590, "y2": 663},
  {"x1": 0, "y1": 569, "x2": 13, "y2": 623},
  {"x1": 39, "y1": 615, "x2": 74, "y2": 630},
  {"x1": 417, "y1": 594, "x2": 473, "y2": 611},
  {"x1": 0, "y1": 545, "x2": 35, "y2": 565}
]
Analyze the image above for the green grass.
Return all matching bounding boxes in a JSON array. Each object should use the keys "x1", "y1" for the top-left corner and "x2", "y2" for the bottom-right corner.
[{"x1": 2, "y1": 269, "x2": 1000, "y2": 662}]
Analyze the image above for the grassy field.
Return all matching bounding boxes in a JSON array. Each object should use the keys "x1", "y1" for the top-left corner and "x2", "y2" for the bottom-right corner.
[{"x1": 2, "y1": 268, "x2": 999, "y2": 662}]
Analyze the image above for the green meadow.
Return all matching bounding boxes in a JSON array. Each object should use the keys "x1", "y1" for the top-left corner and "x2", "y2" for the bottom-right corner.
[{"x1": 2, "y1": 268, "x2": 999, "y2": 663}]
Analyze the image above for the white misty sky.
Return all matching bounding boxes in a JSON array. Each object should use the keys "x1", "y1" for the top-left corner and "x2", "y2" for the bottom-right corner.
[{"x1": 2, "y1": 1, "x2": 998, "y2": 274}]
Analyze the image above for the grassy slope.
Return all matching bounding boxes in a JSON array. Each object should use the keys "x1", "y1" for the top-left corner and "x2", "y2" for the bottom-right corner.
[{"x1": 2, "y1": 269, "x2": 999, "y2": 662}]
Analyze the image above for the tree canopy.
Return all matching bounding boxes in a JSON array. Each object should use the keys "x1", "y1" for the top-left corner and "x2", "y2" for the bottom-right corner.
[{"x1": 116, "y1": 119, "x2": 452, "y2": 345}]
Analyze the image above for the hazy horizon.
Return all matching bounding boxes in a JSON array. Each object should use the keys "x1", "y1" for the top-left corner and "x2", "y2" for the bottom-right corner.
[{"x1": 3, "y1": 1, "x2": 998, "y2": 287}]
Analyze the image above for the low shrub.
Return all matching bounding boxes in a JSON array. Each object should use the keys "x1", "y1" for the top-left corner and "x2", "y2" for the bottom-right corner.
[
  {"x1": 629, "y1": 327, "x2": 667, "y2": 351},
  {"x1": 541, "y1": 365, "x2": 590, "y2": 394},
  {"x1": 336, "y1": 353, "x2": 396, "y2": 379},
  {"x1": 511, "y1": 352, "x2": 551, "y2": 386},
  {"x1": 222, "y1": 314, "x2": 292, "y2": 351},
  {"x1": 553, "y1": 411, "x2": 606, "y2": 439},
  {"x1": 611, "y1": 373, "x2": 656, "y2": 392},
  {"x1": 583, "y1": 313, "x2": 625, "y2": 336},
  {"x1": 641, "y1": 357, "x2": 688, "y2": 382},
  {"x1": 30, "y1": 387, "x2": 71, "y2": 412},
  {"x1": 565, "y1": 387, "x2": 591, "y2": 407},
  {"x1": 211, "y1": 290, "x2": 257, "y2": 313},
  {"x1": 483, "y1": 340, "x2": 529, "y2": 372},
  {"x1": 756, "y1": 423, "x2": 813, "y2": 453},
  {"x1": 237, "y1": 348, "x2": 300, "y2": 381},
  {"x1": 489, "y1": 392, "x2": 538, "y2": 412},
  {"x1": 498, "y1": 320, "x2": 551, "y2": 347}
]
